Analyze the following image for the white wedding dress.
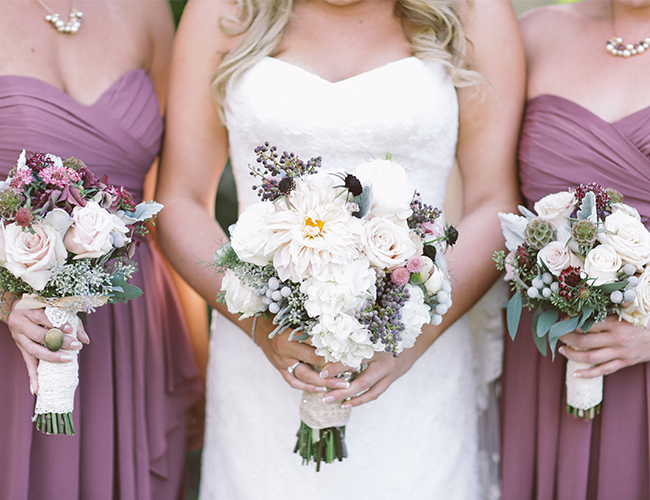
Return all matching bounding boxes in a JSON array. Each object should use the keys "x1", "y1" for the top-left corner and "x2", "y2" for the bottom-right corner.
[{"x1": 202, "y1": 56, "x2": 503, "y2": 500}]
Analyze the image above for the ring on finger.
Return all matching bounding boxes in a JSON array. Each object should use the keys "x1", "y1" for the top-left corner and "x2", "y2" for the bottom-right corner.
[{"x1": 287, "y1": 361, "x2": 301, "y2": 376}]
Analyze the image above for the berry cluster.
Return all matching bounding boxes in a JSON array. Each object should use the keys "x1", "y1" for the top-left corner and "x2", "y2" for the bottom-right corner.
[
  {"x1": 572, "y1": 183, "x2": 611, "y2": 214},
  {"x1": 358, "y1": 270, "x2": 410, "y2": 355},
  {"x1": 407, "y1": 195, "x2": 441, "y2": 237},
  {"x1": 250, "y1": 142, "x2": 322, "y2": 202}
]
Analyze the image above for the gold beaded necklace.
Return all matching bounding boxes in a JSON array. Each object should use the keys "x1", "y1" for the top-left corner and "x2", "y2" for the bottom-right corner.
[
  {"x1": 606, "y1": 1, "x2": 650, "y2": 58},
  {"x1": 35, "y1": 0, "x2": 83, "y2": 34}
]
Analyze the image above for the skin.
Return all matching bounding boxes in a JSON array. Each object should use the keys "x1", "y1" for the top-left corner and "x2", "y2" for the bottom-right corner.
[
  {"x1": 520, "y1": 0, "x2": 650, "y2": 378},
  {"x1": 157, "y1": 0, "x2": 524, "y2": 405},
  {"x1": 0, "y1": 0, "x2": 177, "y2": 392}
]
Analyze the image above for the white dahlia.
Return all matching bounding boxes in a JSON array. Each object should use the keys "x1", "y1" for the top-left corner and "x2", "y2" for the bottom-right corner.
[{"x1": 265, "y1": 174, "x2": 363, "y2": 282}]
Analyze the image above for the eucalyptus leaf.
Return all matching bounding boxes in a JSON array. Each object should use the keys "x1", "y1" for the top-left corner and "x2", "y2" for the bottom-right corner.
[
  {"x1": 532, "y1": 328, "x2": 548, "y2": 356},
  {"x1": 109, "y1": 276, "x2": 143, "y2": 303},
  {"x1": 548, "y1": 316, "x2": 580, "y2": 340},
  {"x1": 598, "y1": 281, "x2": 628, "y2": 294},
  {"x1": 119, "y1": 201, "x2": 164, "y2": 224},
  {"x1": 507, "y1": 293, "x2": 523, "y2": 340},
  {"x1": 537, "y1": 309, "x2": 559, "y2": 338}
]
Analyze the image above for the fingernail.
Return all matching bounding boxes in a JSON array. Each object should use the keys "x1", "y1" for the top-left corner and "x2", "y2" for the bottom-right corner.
[
  {"x1": 62, "y1": 324, "x2": 72, "y2": 333},
  {"x1": 315, "y1": 387, "x2": 327, "y2": 392},
  {"x1": 558, "y1": 347, "x2": 566, "y2": 356},
  {"x1": 573, "y1": 372, "x2": 582, "y2": 378},
  {"x1": 319, "y1": 370, "x2": 329, "y2": 379},
  {"x1": 341, "y1": 403, "x2": 352, "y2": 409},
  {"x1": 336, "y1": 381, "x2": 350, "y2": 389},
  {"x1": 60, "y1": 354, "x2": 74, "y2": 362},
  {"x1": 70, "y1": 341, "x2": 82, "y2": 349},
  {"x1": 322, "y1": 395, "x2": 335, "y2": 403},
  {"x1": 30, "y1": 383, "x2": 36, "y2": 395}
]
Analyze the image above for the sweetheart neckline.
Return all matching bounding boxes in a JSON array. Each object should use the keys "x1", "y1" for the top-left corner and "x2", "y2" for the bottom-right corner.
[
  {"x1": 528, "y1": 94, "x2": 650, "y2": 126},
  {"x1": 0, "y1": 69, "x2": 147, "y2": 108},
  {"x1": 263, "y1": 56, "x2": 420, "y2": 85}
]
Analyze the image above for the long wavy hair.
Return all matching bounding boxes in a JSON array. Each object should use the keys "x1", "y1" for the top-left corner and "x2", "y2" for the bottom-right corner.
[{"x1": 211, "y1": 0, "x2": 481, "y2": 111}]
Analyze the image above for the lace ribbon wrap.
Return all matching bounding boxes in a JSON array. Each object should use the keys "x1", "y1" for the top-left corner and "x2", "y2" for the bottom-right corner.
[
  {"x1": 299, "y1": 391, "x2": 351, "y2": 429},
  {"x1": 566, "y1": 359, "x2": 603, "y2": 410},
  {"x1": 33, "y1": 307, "x2": 80, "y2": 417}
]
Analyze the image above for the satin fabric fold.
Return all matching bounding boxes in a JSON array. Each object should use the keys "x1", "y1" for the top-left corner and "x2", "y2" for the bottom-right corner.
[
  {"x1": 0, "y1": 70, "x2": 202, "y2": 500},
  {"x1": 501, "y1": 94, "x2": 650, "y2": 500}
]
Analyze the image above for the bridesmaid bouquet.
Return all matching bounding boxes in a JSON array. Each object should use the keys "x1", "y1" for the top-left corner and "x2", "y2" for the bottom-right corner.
[
  {"x1": 214, "y1": 143, "x2": 457, "y2": 470},
  {"x1": 494, "y1": 183, "x2": 650, "y2": 419},
  {"x1": 0, "y1": 150, "x2": 162, "y2": 435}
]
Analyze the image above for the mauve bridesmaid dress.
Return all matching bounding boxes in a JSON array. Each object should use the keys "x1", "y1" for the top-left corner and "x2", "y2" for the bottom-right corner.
[
  {"x1": 501, "y1": 94, "x2": 650, "y2": 500},
  {"x1": 0, "y1": 70, "x2": 202, "y2": 500}
]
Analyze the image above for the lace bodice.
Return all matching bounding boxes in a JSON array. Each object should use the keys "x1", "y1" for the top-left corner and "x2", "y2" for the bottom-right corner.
[{"x1": 225, "y1": 56, "x2": 459, "y2": 211}]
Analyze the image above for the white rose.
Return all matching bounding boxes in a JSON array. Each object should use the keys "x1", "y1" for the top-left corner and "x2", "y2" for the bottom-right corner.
[
  {"x1": 221, "y1": 269, "x2": 263, "y2": 319},
  {"x1": 611, "y1": 202, "x2": 641, "y2": 221},
  {"x1": 399, "y1": 284, "x2": 430, "y2": 350},
  {"x1": 598, "y1": 211, "x2": 650, "y2": 269},
  {"x1": 230, "y1": 202, "x2": 275, "y2": 266},
  {"x1": 537, "y1": 241, "x2": 583, "y2": 276},
  {"x1": 363, "y1": 217, "x2": 418, "y2": 270},
  {"x1": 354, "y1": 160, "x2": 415, "y2": 220},
  {"x1": 424, "y1": 266, "x2": 446, "y2": 295},
  {"x1": 109, "y1": 216, "x2": 131, "y2": 248},
  {"x1": 621, "y1": 268, "x2": 650, "y2": 327},
  {"x1": 534, "y1": 191, "x2": 577, "y2": 226},
  {"x1": 584, "y1": 244, "x2": 622, "y2": 286},
  {"x1": 64, "y1": 201, "x2": 115, "y2": 259},
  {"x1": 4, "y1": 221, "x2": 67, "y2": 290}
]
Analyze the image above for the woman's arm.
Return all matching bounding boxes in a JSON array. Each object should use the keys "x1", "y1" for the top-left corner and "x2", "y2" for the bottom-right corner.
[
  {"x1": 156, "y1": 0, "x2": 341, "y2": 393},
  {"x1": 323, "y1": 0, "x2": 525, "y2": 406}
]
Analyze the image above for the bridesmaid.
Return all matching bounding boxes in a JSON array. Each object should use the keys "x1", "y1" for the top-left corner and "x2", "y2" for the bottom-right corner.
[
  {"x1": 0, "y1": 1, "x2": 203, "y2": 499},
  {"x1": 501, "y1": 1, "x2": 650, "y2": 499}
]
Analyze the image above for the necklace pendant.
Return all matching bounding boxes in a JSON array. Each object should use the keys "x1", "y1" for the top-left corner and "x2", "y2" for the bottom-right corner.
[
  {"x1": 606, "y1": 36, "x2": 650, "y2": 58},
  {"x1": 44, "y1": 8, "x2": 83, "y2": 34}
]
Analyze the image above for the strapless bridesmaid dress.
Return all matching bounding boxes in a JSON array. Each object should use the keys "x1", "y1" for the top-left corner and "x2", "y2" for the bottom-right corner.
[
  {"x1": 501, "y1": 94, "x2": 650, "y2": 500},
  {"x1": 0, "y1": 70, "x2": 202, "y2": 500}
]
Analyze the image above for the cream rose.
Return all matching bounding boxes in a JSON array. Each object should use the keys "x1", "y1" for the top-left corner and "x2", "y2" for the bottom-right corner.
[
  {"x1": 362, "y1": 217, "x2": 417, "y2": 270},
  {"x1": 221, "y1": 269, "x2": 263, "y2": 319},
  {"x1": 611, "y1": 202, "x2": 641, "y2": 221},
  {"x1": 584, "y1": 244, "x2": 621, "y2": 285},
  {"x1": 230, "y1": 202, "x2": 275, "y2": 266},
  {"x1": 537, "y1": 241, "x2": 582, "y2": 276},
  {"x1": 621, "y1": 268, "x2": 650, "y2": 327},
  {"x1": 598, "y1": 211, "x2": 650, "y2": 269},
  {"x1": 534, "y1": 191, "x2": 577, "y2": 226},
  {"x1": 4, "y1": 221, "x2": 67, "y2": 290},
  {"x1": 64, "y1": 201, "x2": 117, "y2": 259}
]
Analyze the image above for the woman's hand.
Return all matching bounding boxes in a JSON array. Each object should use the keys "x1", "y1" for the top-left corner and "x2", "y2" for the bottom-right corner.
[
  {"x1": 253, "y1": 316, "x2": 350, "y2": 393},
  {"x1": 559, "y1": 315, "x2": 650, "y2": 378},
  {"x1": 318, "y1": 347, "x2": 422, "y2": 408},
  {"x1": 6, "y1": 307, "x2": 88, "y2": 394}
]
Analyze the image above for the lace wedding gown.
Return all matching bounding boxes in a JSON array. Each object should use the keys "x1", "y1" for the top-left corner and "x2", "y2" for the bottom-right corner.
[{"x1": 203, "y1": 56, "x2": 501, "y2": 499}]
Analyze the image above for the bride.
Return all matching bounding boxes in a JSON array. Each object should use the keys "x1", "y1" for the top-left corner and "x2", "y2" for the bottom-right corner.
[{"x1": 157, "y1": 0, "x2": 523, "y2": 498}]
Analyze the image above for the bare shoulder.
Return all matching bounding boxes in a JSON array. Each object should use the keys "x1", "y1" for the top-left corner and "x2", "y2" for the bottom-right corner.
[
  {"x1": 177, "y1": 0, "x2": 242, "y2": 58},
  {"x1": 518, "y1": 3, "x2": 591, "y2": 60}
]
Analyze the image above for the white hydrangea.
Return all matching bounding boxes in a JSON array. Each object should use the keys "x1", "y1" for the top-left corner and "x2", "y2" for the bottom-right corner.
[
  {"x1": 310, "y1": 313, "x2": 378, "y2": 369},
  {"x1": 397, "y1": 284, "x2": 430, "y2": 351}
]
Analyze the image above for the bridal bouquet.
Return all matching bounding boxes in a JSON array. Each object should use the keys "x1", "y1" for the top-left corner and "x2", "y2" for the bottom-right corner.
[
  {"x1": 0, "y1": 150, "x2": 162, "y2": 435},
  {"x1": 494, "y1": 184, "x2": 650, "y2": 419},
  {"x1": 215, "y1": 143, "x2": 457, "y2": 469}
]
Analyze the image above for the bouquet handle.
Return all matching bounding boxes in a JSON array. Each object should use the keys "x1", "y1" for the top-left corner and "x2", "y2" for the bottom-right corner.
[
  {"x1": 32, "y1": 306, "x2": 80, "y2": 435},
  {"x1": 565, "y1": 357, "x2": 603, "y2": 419}
]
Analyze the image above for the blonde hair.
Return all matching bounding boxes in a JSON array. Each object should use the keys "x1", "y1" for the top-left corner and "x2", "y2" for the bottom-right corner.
[{"x1": 211, "y1": 0, "x2": 480, "y2": 111}]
